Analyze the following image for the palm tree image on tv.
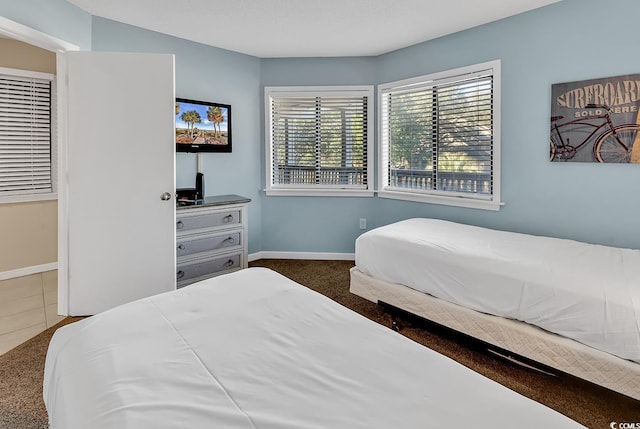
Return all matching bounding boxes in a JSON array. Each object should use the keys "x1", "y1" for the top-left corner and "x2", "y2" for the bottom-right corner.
[
  {"x1": 179, "y1": 110, "x2": 201, "y2": 139},
  {"x1": 207, "y1": 105, "x2": 225, "y2": 139},
  {"x1": 175, "y1": 99, "x2": 230, "y2": 147}
]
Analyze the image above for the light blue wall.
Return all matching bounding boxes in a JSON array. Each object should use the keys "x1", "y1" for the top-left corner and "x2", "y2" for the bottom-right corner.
[
  {"x1": 372, "y1": 0, "x2": 640, "y2": 249},
  {"x1": 260, "y1": 0, "x2": 640, "y2": 251},
  {"x1": 4, "y1": 0, "x2": 640, "y2": 254},
  {"x1": 260, "y1": 57, "x2": 378, "y2": 254},
  {"x1": 91, "y1": 18, "x2": 264, "y2": 253},
  {"x1": 0, "y1": 0, "x2": 91, "y2": 49}
]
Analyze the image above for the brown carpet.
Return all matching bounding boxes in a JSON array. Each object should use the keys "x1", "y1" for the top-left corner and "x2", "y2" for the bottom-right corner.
[
  {"x1": 1, "y1": 259, "x2": 638, "y2": 428},
  {"x1": 0, "y1": 316, "x2": 82, "y2": 429}
]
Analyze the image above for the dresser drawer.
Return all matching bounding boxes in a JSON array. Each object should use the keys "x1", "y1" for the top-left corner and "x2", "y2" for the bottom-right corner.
[
  {"x1": 177, "y1": 231, "x2": 241, "y2": 257},
  {"x1": 176, "y1": 209, "x2": 241, "y2": 232},
  {"x1": 176, "y1": 253, "x2": 241, "y2": 284},
  {"x1": 175, "y1": 195, "x2": 250, "y2": 286}
]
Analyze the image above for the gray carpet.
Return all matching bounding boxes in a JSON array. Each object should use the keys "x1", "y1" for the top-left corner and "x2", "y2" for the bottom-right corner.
[{"x1": 1, "y1": 259, "x2": 638, "y2": 428}]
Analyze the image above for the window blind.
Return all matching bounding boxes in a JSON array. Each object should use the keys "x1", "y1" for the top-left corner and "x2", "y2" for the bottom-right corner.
[
  {"x1": 0, "y1": 71, "x2": 52, "y2": 196},
  {"x1": 269, "y1": 94, "x2": 368, "y2": 189},
  {"x1": 381, "y1": 70, "x2": 494, "y2": 199}
]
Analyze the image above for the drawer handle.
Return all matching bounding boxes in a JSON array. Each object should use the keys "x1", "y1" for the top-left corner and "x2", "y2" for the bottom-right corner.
[
  {"x1": 224, "y1": 236, "x2": 235, "y2": 245},
  {"x1": 177, "y1": 270, "x2": 185, "y2": 280},
  {"x1": 224, "y1": 259, "x2": 235, "y2": 268},
  {"x1": 223, "y1": 214, "x2": 234, "y2": 223},
  {"x1": 176, "y1": 220, "x2": 184, "y2": 229},
  {"x1": 177, "y1": 244, "x2": 186, "y2": 250}
]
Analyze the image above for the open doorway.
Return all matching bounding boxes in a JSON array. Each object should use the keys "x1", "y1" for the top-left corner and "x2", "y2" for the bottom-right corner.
[{"x1": 0, "y1": 17, "x2": 77, "y2": 355}]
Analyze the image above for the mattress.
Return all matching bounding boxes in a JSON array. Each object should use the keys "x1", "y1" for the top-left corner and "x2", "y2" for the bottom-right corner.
[
  {"x1": 43, "y1": 268, "x2": 582, "y2": 428},
  {"x1": 350, "y1": 267, "x2": 640, "y2": 400},
  {"x1": 355, "y1": 218, "x2": 640, "y2": 363}
]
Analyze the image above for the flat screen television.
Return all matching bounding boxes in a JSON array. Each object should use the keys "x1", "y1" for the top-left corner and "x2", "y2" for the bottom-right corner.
[{"x1": 175, "y1": 98, "x2": 232, "y2": 153}]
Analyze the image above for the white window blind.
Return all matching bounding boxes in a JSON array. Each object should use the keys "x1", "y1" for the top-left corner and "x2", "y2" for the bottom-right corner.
[
  {"x1": 379, "y1": 61, "x2": 501, "y2": 210},
  {"x1": 0, "y1": 68, "x2": 53, "y2": 197},
  {"x1": 266, "y1": 86, "x2": 373, "y2": 196}
]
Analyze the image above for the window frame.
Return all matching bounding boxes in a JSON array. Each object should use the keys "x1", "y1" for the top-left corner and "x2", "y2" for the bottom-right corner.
[
  {"x1": 0, "y1": 66, "x2": 57, "y2": 204},
  {"x1": 264, "y1": 85, "x2": 374, "y2": 197},
  {"x1": 377, "y1": 60, "x2": 502, "y2": 211}
]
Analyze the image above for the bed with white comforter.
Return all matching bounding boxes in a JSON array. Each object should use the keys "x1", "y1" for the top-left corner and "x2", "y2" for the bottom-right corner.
[
  {"x1": 44, "y1": 267, "x2": 581, "y2": 428},
  {"x1": 350, "y1": 218, "x2": 640, "y2": 400}
]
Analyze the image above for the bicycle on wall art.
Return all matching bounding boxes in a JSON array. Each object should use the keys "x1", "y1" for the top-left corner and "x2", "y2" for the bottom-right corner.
[{"x1": 550, "y1": 73, "x2": 640, "y2": 163}]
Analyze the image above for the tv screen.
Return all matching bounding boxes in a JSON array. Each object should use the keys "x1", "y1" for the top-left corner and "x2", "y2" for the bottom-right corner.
[{"x1": 175, "y1": 98, "x2": 231, "y2": 153}]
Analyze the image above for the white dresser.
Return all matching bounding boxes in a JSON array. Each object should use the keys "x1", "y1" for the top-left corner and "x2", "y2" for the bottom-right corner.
[{"x1": 176, "y1": 194, "x2": 250, "y2": 288}]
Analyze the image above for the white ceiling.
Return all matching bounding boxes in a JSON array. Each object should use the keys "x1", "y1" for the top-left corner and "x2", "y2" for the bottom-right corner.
[{"x1": 66, "y1": 0, "x2": 561, "y2": 58}]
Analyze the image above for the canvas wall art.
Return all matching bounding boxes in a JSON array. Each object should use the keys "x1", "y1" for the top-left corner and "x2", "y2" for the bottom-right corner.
[{"x1": 550, "y1": 73, "x2": 640, "y2": 163}]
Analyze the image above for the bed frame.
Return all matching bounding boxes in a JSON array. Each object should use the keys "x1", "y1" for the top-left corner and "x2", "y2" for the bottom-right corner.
[{"x1": 350, "y1": 266, "x2": 640, "y2": 401}]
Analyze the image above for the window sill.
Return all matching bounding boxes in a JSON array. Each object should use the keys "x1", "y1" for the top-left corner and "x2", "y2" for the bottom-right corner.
[
  {"x1": 0, "y1": 193, "x2": 58, "y2": 205},
  {"x1": 377, "y1": 190, "x2": 503, "y2": 211},
  {"x1": 266, "y1": 189, "x2": 374, "y2": 198}
]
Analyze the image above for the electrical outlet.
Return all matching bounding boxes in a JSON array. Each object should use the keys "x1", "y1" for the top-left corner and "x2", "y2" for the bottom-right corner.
[{"x1": 359, "y1": 218, "x2": 367, "y2": 230}]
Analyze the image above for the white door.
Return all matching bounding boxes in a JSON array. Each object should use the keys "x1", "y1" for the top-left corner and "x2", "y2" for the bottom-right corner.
[{"x1": 63, "y1": 52, "x2": 176, "y2": 315}]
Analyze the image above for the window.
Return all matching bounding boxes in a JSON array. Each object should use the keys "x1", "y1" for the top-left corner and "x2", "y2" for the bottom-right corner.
[
  {"x1": 0, "y1": 67, "x2": 55, "y2": 202},
  {"x1": 265, "y1": 86, "x2": 373, "y2": 196},
  {"x1": 378, "y1": 60, "x2": 501, "y2": 210}
]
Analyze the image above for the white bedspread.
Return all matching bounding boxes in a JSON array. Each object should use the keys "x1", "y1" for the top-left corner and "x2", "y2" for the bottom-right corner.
[
  {"x1": 355, "y1": 218, "x2": 640, "y2": 363},
  {"x1": 43, "y1": 268, "x2": 581, "y2": 428}
]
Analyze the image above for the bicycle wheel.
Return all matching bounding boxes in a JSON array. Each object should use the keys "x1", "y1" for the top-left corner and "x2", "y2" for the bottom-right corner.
[
  {"x1": 549, "y1": 138, "x2": 556, "y2": 161},
  {"x1": 594, "y1": 124, "x2": 640, "y2": 163}
]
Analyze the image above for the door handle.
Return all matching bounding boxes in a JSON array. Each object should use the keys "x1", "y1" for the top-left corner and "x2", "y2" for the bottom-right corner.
[{"x1": 161, "y1": 192, "x2": 172, "y2": 201}]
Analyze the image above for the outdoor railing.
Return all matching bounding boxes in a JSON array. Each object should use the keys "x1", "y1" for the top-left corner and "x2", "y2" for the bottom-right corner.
[
  {"x1": 390, "y1": 169, "x2": 491, "y2": 194},
  {"x1": 273, "y1": 165, "x2": 491, "y2": 194},
  {"x1": 274, "y1": 165, "x2": 364, "y2": 185}
]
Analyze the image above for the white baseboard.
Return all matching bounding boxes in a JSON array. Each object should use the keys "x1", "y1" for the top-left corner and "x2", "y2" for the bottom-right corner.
[
  {"x1": 0, "y1": 262, "x2": 58, "y2": 281},
  {"x1": 1, "y1": 256, "x2": 352, "y2": 281},
  {"x1": 249, "y1": 251, "x2": 354, "y2": 262}
]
